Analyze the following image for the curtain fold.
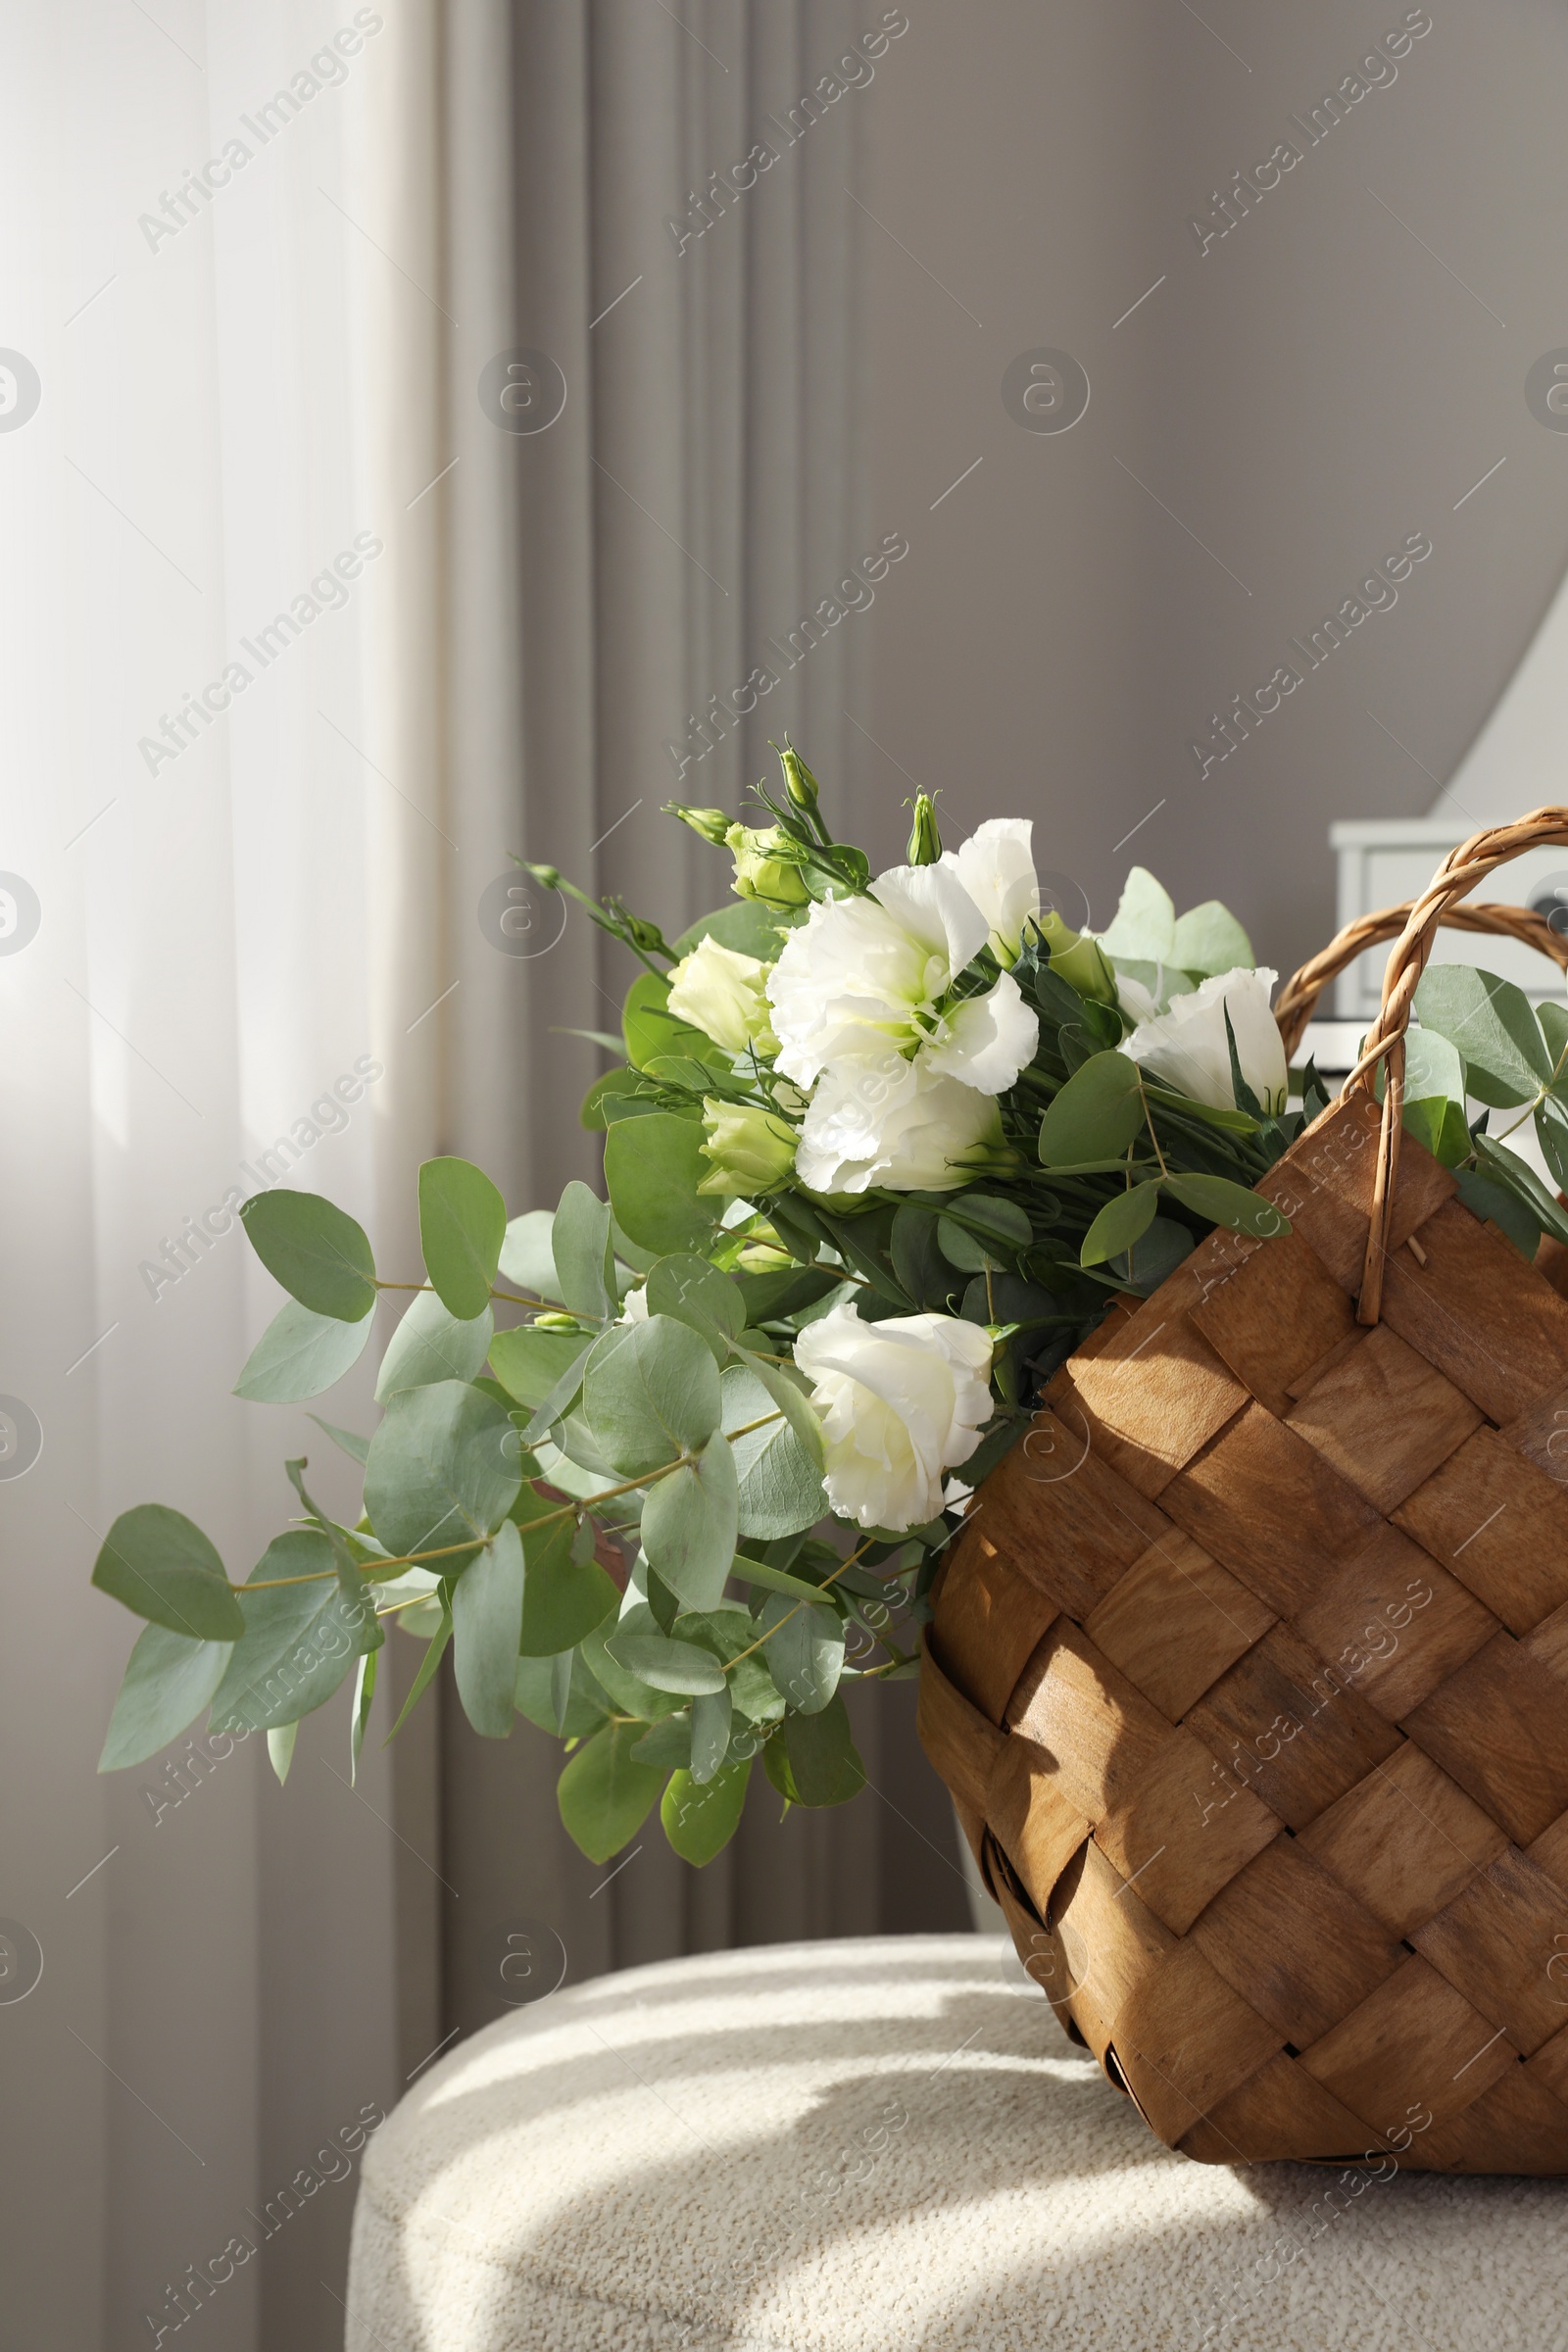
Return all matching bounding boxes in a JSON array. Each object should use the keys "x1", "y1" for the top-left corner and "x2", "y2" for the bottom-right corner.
[{"x1": 435, "y1": 0, "x2": 964, "y2": 2037}]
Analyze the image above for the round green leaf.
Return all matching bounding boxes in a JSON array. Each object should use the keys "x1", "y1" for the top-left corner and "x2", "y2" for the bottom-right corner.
[
  {"x1": 240, "y1": 1190, "x2": 376, "y2": 1321},
  {"x1": 514, "y1": 1485, "x2": 618, "y2": 1656},
  {"x1": 1039, "y1": 1053, "x2": 1147, "y2": 1170},
  {"x1": 490, "y1": 1324, "x2": 591, "y2": 1412},
  {"x1": 640, "y1": 1432, "x2": 739, "y2": 1612},
  {"x1": 662, "y1": 1755, "x2": 751, "y2": 1863},
  {"x1": 233, "y1": 1296, "x2": 375, "y2": 1402},
  {"x1": 498, "y1": 1209, "x2": 564, "y2": 1301},
  {"x1": 604, "y1": 1113, "x2": 720, "y2": 1255},
  {"x1": 92, "y1": 1505, "x2": 243, "y2": 1642},
  {"x1": 721, "y1": 1366, "x2": 824, "y2": 1539},
  {"x1": 645, "y1": 1255, "x2": 745, "y2": 1352},
  {"x1": 760, "y1": 1593, "x2": 844, "y2": 1715},
  {"x1": 783, "y1": 1694, "x2": 865, "y2": 1807},
  {"x1": 452, "y1": 1521, "x2": 526, "y2": 1739},
  {"x1": 98, "y1": 1623, "x2": 233, "y2": 1773},
  {"x1": 419, "y1": 1156, "x2": 508, "y2": 1319},
  {"x1": 580, "y1": 1603, "x2": 684, "y2": 1721},
  {"x1": 364, "y1": 1380, "x2": 522, "y2": 1559},
  {"x1": 605, "y1": 1630, "x2": 727, "y2": 1695},
  {"x1": 557, "y1": 1719, "x2": 664, "y2": 1863},
  {"x1": 376, "y1": 1289, "x2": 493, "y2": 1400},
  {"x1": 209, "y1": 1532, "x2": 379, "y2": 1733},
  {"x1": 581, "y1": 1314, "x2": 722, "y2": 1479}
]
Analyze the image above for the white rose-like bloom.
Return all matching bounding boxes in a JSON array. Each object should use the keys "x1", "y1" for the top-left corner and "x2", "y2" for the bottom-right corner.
[
  {"x1": 794, "y1": 1301, "x2": 995, "y2": 1531},
  {"x1": 942, "y1": 817, "x2": 1040, "y2": 965},
  {"x1": 665, "y1": 936, "x2": 773, "y2": 1055},
  {"x1": 1124, "y1": 965, "x2": 1288, "y2": 1116},
  {"x1": 766, "y1": 863, "x2": 1037, "y2": 1095},
  {"x1": 795, "y1": 1051, "x2": 1002, "y2": 1195}
]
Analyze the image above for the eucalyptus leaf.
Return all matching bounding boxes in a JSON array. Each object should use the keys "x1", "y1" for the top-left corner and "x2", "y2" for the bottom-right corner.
[
  {"x1": 783, "y1": 1694, "x2": 865, "y2": 1806},
  {"x1": 640, "y1": 1431, "x2": 739, "y2": 1611},
  {"x1": 552, "y1": 1182, "x2": 616, "y2": 1322},
  {"x1": 92, "y1": 1505, "x2": 244, "y2": 1642},
  {"x1": 581, "y1": 1314, "x2": 722, "y2": 1479},
  {"x1": 268, "y1": 1723, "x2": 299, "y2": 1785},
  {"x1": 364, "y1": 1380, "x2": 521, "y2": 1560},
  {"x1": 1097, "y1": 865, "x2": 1176, "y2": 962},
  {"x1": 376, "y1": 1289, "x2": 493, "y2": 1400},
  {"x1": 452, "y1": 1520, "x2": 526, "y2": 1738},
  {"x1": 604, "y1": 1112, "x2": 720, "y2": 1255},
  {"x1": 1163, "y1": 1171, "x2": 1291, "y2": 1240},
  {"x1": 557, "y1": 1719, "x2": 663, "y2": 1863},
  {"x1": 720, "y1": 1366, "x2": 824, "y2": 1538},
  {"x1": 1538, "y1": 1099, "x2": 1568, "y2": 1194},
  {"x1": 1541, "y1": 1001, "x2": 1568, "y2": 1101},
  {"x1": 512, "y1": 1485, "x2": 618, "y2": 1656},
  {"x1": 604, "y1": 1630, "x2": 727, "y2": 1696},
  {"x1": 644, "y1": 1255, "x2": 745, "y2": 1355},
  {"x1": 662, "y1": 1756, "x2": 751, "y2": 1862},
  {"x1": 1455, "y1": 1165, "x2": 1541, "y2": 1258},
  {"x1": 350, "y1": 1649, "x2": 377, "y2": 1783},
  {"x1": 1171, "y1": 899, "x2": 1253, "y2": 977},
  {"x1": 307, "y1": 1414, "x2": 373, "y2": 1467},
  {"x1": 1414, "y1": 966, "x2": 1551, "y2": 1107},
  {"x1": 759, "y1": 1593, "x2": 844, "y2": 1714},
  {"x1": 98, "y1": 1622, "x2": 233, "y2": 1772},
  {"x1": 1107, "y1": 1215, "x2": 1195, "y2": 1296},
  {"x1": 889, "y1": 1205, "x2": 957, "y2": 1311},
  {"x1": 1080, "y1": 1182, "x2": 1161, "y2": 1267},
  {"x1": 234, "y1": 1297, "x2": 375, "y2": 1402},
  {"x1": 514, "y1": 1649, "x2": 611, "y2": 1740},
  {"x1": 419, "y1": 1157, "x2": 508, "y2": 1319},
  {"x1": 1474, "y1": 1133, "x2": 1568, "y2": 1248},
  {"x1": 689, "y1": 1684, "x2": 733, "y2": 1783},
  {"x1": 210, "y1": 1532, "x2": 380, "y2": 1734},
  {"x1": 1039, "y1": 1053, "x2": 1147, "y2": 1168},
  {"x1": 490, "y1": 1324, "x2": 592, "y2": 1413},
  {"x1": 580, "y1": 1602, "x2": 683, "y2": 1721},
  {"x1": 630, "y1": 1711, "x2": 693, "y2": 1768},
  {"x1": 498, "y1": 1209, "x2": 564, "y2": 1301},
  {"x1": 240, "y1": 1190, "x2": 377, "y2": 1322}
]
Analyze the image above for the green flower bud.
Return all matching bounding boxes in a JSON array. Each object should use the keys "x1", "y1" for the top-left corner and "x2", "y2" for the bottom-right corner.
[
  {"x1": 522, "y1": 860, "x2": 562, "y2": 891},
  {"x1": 664, "y1": 803, "x2": 732, "y2": 847},
  {"x1": 777, "y1": 743, "x2": 820, "y2": 816},
  {"x1": 724, "y1": 823, "x2": 812, "y2": 907},
  {"x1": 906, "y1": 794, "x2": 943, "y2": 866},
  {"x1": 1037, "y1": 909, "x2": 1117, "y2": 1004},
  {"x1": 697, "y1": 1100, "x2": 799, "y2": 1197}
]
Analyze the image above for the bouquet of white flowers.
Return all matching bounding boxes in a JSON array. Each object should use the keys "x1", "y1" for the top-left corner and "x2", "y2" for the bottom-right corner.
[{"x1": 89, "y1": 753, "x2": 1568, "y2": 1870}]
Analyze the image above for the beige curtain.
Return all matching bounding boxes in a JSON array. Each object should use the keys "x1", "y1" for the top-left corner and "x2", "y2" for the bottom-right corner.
[{"x1": 425, "y1": 0, "x2": 967, "y2": 2035}]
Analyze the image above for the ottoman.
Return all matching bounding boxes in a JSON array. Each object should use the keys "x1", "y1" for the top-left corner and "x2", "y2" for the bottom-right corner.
[{"x1": 344, "y1": 1935, "x2": 1557, "y2": 2350}]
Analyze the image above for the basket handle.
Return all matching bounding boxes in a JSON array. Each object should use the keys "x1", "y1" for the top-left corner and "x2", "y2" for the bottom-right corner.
[
  {"x1": 1278, "y1": 808, "x2": 1568, "y2": 1325},
  {"x1": 1273, "y1": 898, "x2": 1568, "y2": 1063}
]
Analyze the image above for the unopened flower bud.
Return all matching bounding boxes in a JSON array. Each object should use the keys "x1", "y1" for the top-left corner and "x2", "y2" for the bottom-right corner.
[
  {"x1": 664, "y1": 803, "x2": 732, "y2": 847},
  {"x1": 777, "y1": 743, "x2": 820, "y2": 816},
  {"x1": 725, "y1": 823, "x2": 811, "y2": 907},
  {"x1": 697, "y1": 1100, "x2": 799, "y2": 1197},
  {"x1": 906, "y1": 794, "x2": 943, "y2": 866}
]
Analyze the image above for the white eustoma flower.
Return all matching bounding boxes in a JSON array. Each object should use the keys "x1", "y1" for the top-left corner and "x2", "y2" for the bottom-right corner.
[
  {"x1": 1124, "y1": 965, "x2": 1288, "y2": 1115},
  {"x1": 793, "y1": 1301, "x2": 995, "y2": 1531},
  {"x1": 665, "y1": 936, "x2": 774, "y2": 1055},
  {"x1": 943, "y1": 817, "x2": 1040, "y2": 965},
  {"x1": 766, "y1": 863, "x2": 1037, "y2": 1096},
  {"x1": 794, "y1": 1052, "x2": 1002, "y2": 1195}
]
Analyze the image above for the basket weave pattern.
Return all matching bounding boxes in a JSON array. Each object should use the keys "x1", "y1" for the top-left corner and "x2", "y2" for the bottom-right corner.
[{"x1": 919, "y1": 837, "x2": 1568, "y2": 2174}]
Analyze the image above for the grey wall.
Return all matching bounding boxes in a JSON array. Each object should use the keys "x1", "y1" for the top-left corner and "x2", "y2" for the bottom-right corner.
[{"x1": 852, "y1": 0, "x2": 1568, "y2": 986}]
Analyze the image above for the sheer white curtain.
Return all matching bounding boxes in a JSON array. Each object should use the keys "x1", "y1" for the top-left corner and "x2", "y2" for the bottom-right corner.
[{"x1": 4, "y1": 6, "x2": 445, "y2": 2344}]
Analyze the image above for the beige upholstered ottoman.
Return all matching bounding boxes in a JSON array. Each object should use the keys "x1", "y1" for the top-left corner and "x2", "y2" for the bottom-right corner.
[{"x1": 344, "y1": 1935, "x2": 1555, "y2": 2350}]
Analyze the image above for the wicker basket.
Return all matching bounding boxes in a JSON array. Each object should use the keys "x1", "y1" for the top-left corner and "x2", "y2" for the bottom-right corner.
[{"x1": 920, "y1": 813, "x2": 1568, "y2": 2174}]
